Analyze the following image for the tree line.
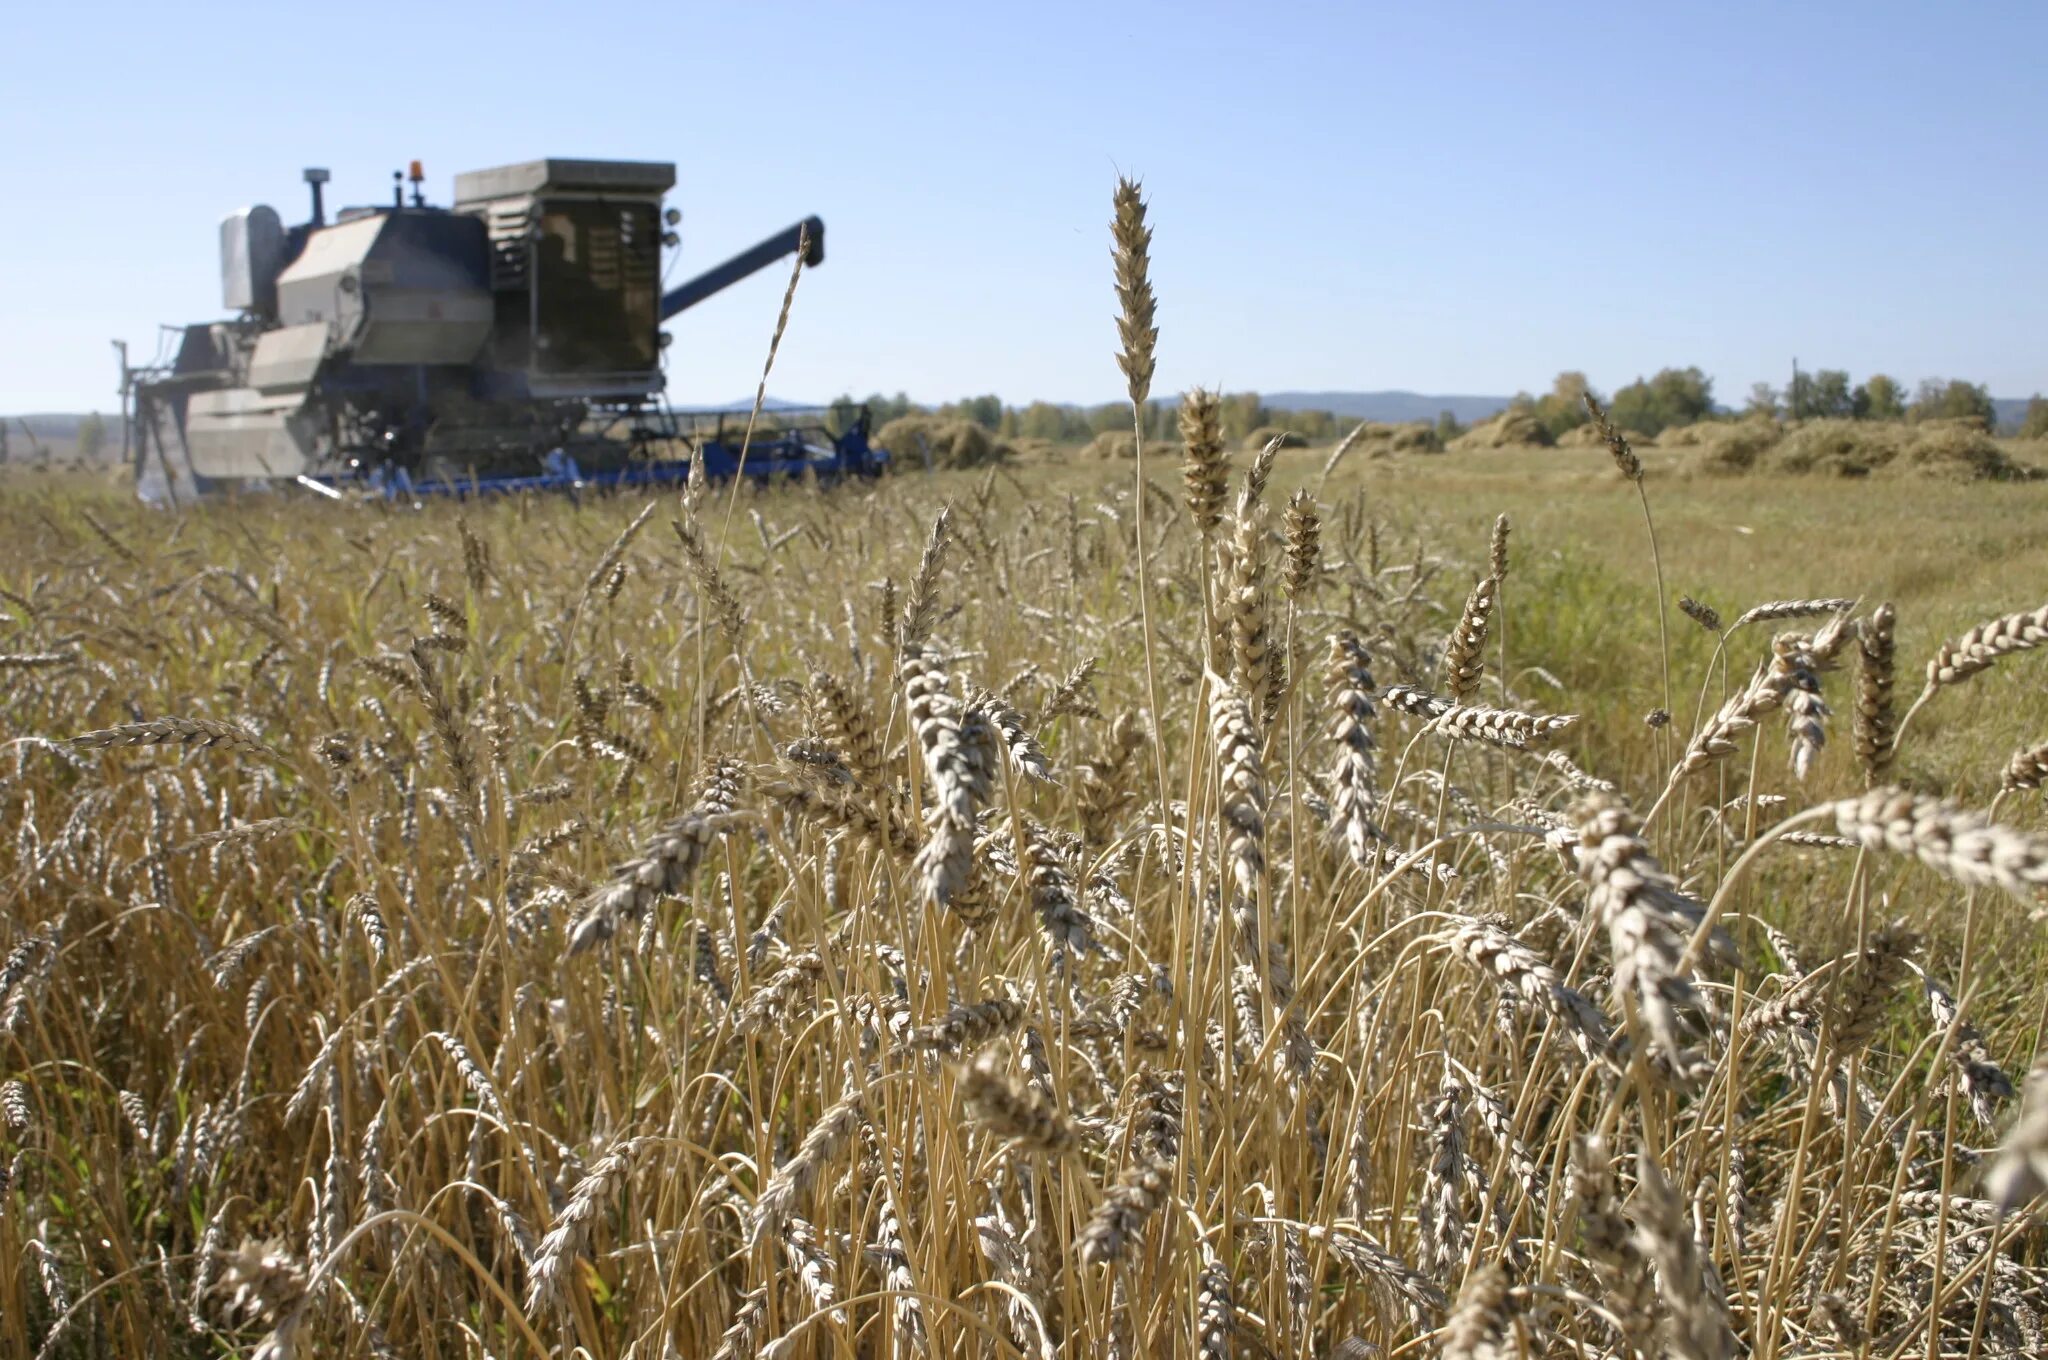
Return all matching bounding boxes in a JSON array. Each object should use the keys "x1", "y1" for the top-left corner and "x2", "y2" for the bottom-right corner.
[
  {"x1": 825, "y1": 376, "x2": 2047, "y2": 445},
  {"x1": 1512, "y1": 368, "x2": 2020, "y2": 439},
  {"x1": 826, "y1": 391, "x2": 1391, "y2": 447}
]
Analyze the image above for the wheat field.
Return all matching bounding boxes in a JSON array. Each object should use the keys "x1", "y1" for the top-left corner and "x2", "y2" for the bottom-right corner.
[{"x1": 4, "y1": 182, "x2": 2048, "y2": 1359}]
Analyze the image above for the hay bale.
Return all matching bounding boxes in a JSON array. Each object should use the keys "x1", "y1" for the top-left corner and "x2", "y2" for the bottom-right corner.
[
  {"x1": 1335, "y1": 420, "x2": 1442, "y2": 456},
  {"x1": 874, "y1": 416, "x2": 1013, "y2": 469},
  {"x1": 1449, "y1": 410, "x2": 1553, "y2": 451},
  {"x1": 1766, "y1": 420, "x2": 1903, "y2": 477},
  {"x1": 1555, "y1": 423, "x2": 1655, "y2": 448},
  {"x1": 1658, "y1": 422, "x2": 1709, "y2": 447},
  {"x1": 1243, "y1": 426, "x2": 1308, "y2": 452},
  {"x1": 1914, "y1": 412, "x2": 1994, "y2": 435},
  {"x1": 1698, "y1": 417, "x2": 2031, "y2": 481},
  {"x1": 1691, "y1": 420, "x2": 1782, "y2": 475},
  {"x1": 1889, "y1": 421, "x2": 2034, "y2": 481},
  {"x1": 1009, "y1": 436, "x2": 1062, "y2": 462},
  {"x1": 1081, "y1": 431, "x2": 1138, "y2": 460},
  {"x1": 1381, "y1": 422, "x2": 1443, "y2": 453}
]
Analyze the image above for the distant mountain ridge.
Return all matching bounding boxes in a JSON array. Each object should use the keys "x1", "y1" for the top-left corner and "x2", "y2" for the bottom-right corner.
[
  {"x1": 2, "y1": 412, "x2": 128, "y2": 463},
  {"x1": 10, "y1": 414, "x2": 125, "y2": 440}
]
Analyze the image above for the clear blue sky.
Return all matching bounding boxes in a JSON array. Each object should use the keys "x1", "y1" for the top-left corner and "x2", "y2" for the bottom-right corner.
[{"x1": 3, "y1": 1, "x2": 2044, "y2": 415}]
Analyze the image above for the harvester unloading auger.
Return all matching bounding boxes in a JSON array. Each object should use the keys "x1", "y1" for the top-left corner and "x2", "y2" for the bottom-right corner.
[{"x1": 117, "y1": 159, "x2": 888, "y2": 503}]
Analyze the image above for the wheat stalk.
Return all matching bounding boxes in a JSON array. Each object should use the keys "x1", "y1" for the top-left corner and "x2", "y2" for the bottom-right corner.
[
  {"x1": 1730, "y1": 597, "x2": 1858, "y2": 631},
  {"x1": 1325, "y1": 631, "x2": 1380, "y2": 869},
  {"x1": 1180, "y1": 388, "x2": 1229, "y2": 537},
  {"x1": 1575, "y1": 796, "x2": 1713, "y2": 1083},
  {"x1": 1831, "y1": 787, "x2": 2048, "y2": 899},
  {"x1": 72, "y1": 717, "x2": 278, "y2": 760},
  {"x1": 528, "y1": 1136, "x2": 637, "y2": 1311},
  {"x1": 1441, "y1": 1260, "x2": 1514, "y2": 1360},
  {"x1": 1986, "y1": 1064, "x2": 2048, "y2": 1212},
  {"x1": 1432, "y1": 700, "x2": 1577, "y2": 750},
  {"x1": 1632, "y1": 1149, "x2": 1737, "y2": 1360},
  {"x1": 1111, "y1": 179, "x2": 1156, "y2": 408},
  {"x1": 1854, "y1": 602, "x2": 1898, "y2": 781},
  {"x1": 1679, "y1": 595, "x2": 1722, "y2": 632},
  {"x1": 1923, "y1": 602, "x2": 2048, "y2": 694},
  {"x1": 1441, "y1": 574, "x2": 1498, "y2": 704},
  {"x1": 1443, "y1": 918, "x2": 1611, "y2": 1060},
  {"x1": 960, "y1": 1045, "x2": 1075, "y2": 1153},
  {"x1": 1283, "y1": 489, "x2": 1320, "y2": 598},
  {"x1": 568, "y1": 766, "x2": 748, "y2": 954}
]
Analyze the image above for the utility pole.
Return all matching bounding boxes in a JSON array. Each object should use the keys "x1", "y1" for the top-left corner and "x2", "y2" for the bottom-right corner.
[{"x1": 112, "y1": 340, "x2": 131, "y2": 473}]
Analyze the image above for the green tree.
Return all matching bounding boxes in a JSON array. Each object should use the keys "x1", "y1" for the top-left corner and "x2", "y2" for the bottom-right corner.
[
  {"x1": 1435, "y1": 410, "x2": 1464, "y2": 444},
  {"x1": 1744, "y1": 382, "x2": 1780, "y2": 418},
  {"x1": 1787, "y1": 369, "x2": 1853, "y2": 419},
  {"x1": 1086, "y1": 403, "x2": 1127, "y2": 438},
  {"x1": 862, "y1": 392, "x2": 916, "y2": 425},
  {"x1": 939, "y1": 394, "x2": 1002, "y2": 430},
  {"x1": 1607, "y1": 367, "x2": 1713, "y2": 436},
  {"x1": 1819, "y1": 371, "x2": 1854, "y2": 418},
  {"x1": 1812, "y1": 371, "x2": 1854, "y2": 419},
  {"x1": 1017, "y1": 401, "x2": 1068, "y2": 441},
  {"x1": 1219, "y1": 392, "x2": 1267, "y2": 445},
  {"x1": 1654, "y1": 366, "x2": 1714, "y2": 421},
  {"x1": 76, "y1": 412, "x2": 106, "y2": 461},
  {"x1": 1858, "y1": 374, "x2": 1905, "y2": 421},
  {"x1": 2019, "y1": 395, "x2": 2048, "y2": 440},
  {"x1": 1279, "y1": 407, "x2": 1337, "y2": 442},
  {"x1": 1786, "y1": 369, "x2": 1814, "y2": 420},
  {"x1": 826, "y1": 394, "x2": 862, "y2": 434},
  {"x1": 1532, "y1": 371, "x2": 1594, "y2": 437},
  {"x1": 1910, "y1": 378, "x2": 1995, "y2": 425}
]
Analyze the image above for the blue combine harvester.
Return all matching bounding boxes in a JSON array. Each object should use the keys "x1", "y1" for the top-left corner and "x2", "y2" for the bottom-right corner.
[{"x1": 117, "y1": 158, "x2": 889, "y2": 503}]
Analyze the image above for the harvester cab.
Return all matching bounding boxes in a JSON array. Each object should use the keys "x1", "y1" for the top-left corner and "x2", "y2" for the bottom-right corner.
[{"x1": 120, "y1": 159, "x2": 877, "y2": 502}]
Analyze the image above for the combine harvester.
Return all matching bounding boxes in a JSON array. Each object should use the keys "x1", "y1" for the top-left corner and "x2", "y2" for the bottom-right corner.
[{"x1": 117, "y1": 159, "x2": 888, "y2": 503}]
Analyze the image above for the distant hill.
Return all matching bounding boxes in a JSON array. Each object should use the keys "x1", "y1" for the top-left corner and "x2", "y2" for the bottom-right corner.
[
  {"x1": 1261, "y1": 391, "x2": 1514, "y2": 424},
  {"x1": 670, "y1": 396, "x2": 814, "y2": 415},
  {"x1": 1992, "y1": 397, "x2": 2035, "y2": 432},
  {"x1": 2, "y1": 413, "x2": 128, "y2": 464},
  {"x1": 10, "y1": 413, "x2": 124, "y2": 441}
]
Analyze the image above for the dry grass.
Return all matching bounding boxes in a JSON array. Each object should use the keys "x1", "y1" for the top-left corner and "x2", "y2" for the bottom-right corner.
[{"x1": 5, "y1": 187, "x2": 2048, "y2": 1360}]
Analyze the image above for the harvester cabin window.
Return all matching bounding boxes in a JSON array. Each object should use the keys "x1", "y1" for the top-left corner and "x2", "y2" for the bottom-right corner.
[{"x1": 534, "y1": 202, "x2": 660, "y2": 374}]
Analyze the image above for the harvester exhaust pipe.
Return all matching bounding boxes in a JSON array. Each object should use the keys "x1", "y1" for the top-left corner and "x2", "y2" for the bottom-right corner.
[
  {"x1": 303, "y1": 167, "x2": 330, "y2": 226},
  {"x1": 659, "y1": 216, "x2": 825, "y2": 321}
]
